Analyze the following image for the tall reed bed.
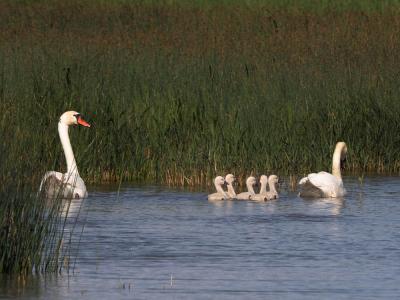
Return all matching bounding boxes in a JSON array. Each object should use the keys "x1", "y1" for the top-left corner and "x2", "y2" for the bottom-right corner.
[
  {"x1": 1, "y1": 1, "x2": 400, "y2": 187},
  {"x1": 0, "y1": 101, "x2": 82, "y2": 275}
]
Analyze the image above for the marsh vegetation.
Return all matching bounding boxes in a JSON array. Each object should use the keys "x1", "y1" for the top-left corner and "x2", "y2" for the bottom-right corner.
[{"x1": 1, "y1": 0, "x2": 400, "y2": 274}]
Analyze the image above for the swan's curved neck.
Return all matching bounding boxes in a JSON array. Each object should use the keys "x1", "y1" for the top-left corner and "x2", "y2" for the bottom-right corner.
[
  {"x1": 247, "y1": 182, "x2": 255, "y2": 194},
  {"x1": 58, "y1": 122, "x2": 79, "y2": 177},
  {"x1": 268, "y1": 181, "x2": 277, "y2": 194},
  {"x1": 332, "y1": 144, "x2": 345, "y2": 180},
  {"x1": 227, "y1": 183, "x2": 236, "y2": 196},
  {"x1": 215, "y1": 182, "x2": 226, "y2": 195},
  {"x1": 260, "y1": 181, "x2": 267, "y2": 194}
]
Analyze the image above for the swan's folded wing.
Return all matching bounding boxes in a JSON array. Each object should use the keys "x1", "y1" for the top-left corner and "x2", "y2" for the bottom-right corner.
[
  {"x1": 300, "y1": 172, "x2": 340, "y2": 197},
  {"x1": 250, "y1": 194, "x2": 266, "y2": 201},
  {"x1": 39, "y1": 171, "x2": 63, "y2": 190},
  {"x1": 39, "y1": 171, "x2": 65, "y2": 197},
  {"x1": 298, "y1": 173, "x2": 329, "y2": 198},
  {"x1": 208, "y1": 192, "x2": 227, "y2": 201}
]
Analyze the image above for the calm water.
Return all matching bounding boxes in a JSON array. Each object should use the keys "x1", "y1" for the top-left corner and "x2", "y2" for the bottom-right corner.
[{"x1": 2, "y1": 176, "x2": 400, "y2": 299}]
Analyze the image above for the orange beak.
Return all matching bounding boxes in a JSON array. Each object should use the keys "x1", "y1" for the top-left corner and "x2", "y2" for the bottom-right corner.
[{"x1": 77, "y1": 116, "x2": 91, "y2": 127}]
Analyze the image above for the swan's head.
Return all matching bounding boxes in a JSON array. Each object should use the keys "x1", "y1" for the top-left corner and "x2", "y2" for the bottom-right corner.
[
  {"x1": 60, "y1": 111, "x2": 91, "y2": 127},
  {"x1": 246, "y1": 176, "x2": 257, "y2": 186},
  {"x1": 259, "y1": 175, "x2": 268, "y2": 185},
  {"x1": 214, "y1": 176, "x2": 226, "y2": 186},
  {"x1": 225, "y1": 174, "x2": 236, "y2": 185},
  {"x1": 268, "y1": 175, "x2": 279, "y2": 185}
]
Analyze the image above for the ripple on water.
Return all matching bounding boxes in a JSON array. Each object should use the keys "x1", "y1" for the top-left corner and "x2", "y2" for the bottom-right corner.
[{"x1": 2, "y1": 177, "x2": 400, "y2": 300}]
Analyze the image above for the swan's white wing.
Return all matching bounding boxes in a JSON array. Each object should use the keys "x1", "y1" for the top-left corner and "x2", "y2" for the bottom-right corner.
[
  {"x1": 40, "y1": 171, "x2": 87, "y2": 199},
  {"x1": 299, "y1": 173, "x2": 322, "y2": 198},
  {"x1": 299, "y1": 171, "x2": 344, "y2": 198},
  {"x1": 39, "y1": 171, "x2": 64, "y2": 197},
  {"x1": 63, "y1": 173, "x2": 87, "y2": 197}
]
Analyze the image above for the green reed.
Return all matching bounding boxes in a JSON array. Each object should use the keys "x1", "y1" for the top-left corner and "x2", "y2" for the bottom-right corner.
[
  {"x1": 1, "y1": 0, "x2": 400, "y2": 275},
  {"x1": 0, "y1": 114, "x2": 82, "y2": 275},
  {"x1": 1, "y1": 1, "x2": 400, "y2": 188}
]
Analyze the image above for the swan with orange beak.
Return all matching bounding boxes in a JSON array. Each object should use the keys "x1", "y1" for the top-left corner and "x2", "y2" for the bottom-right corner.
[{"x1": 39, "y1": 111, "x2": 91, "y2": 199}]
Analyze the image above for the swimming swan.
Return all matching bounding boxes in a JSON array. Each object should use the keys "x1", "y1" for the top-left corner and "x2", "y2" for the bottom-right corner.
[
  {"x1": 251, "y1": 175, "x2": 279, "y2": 201},
  {"x1": 208, "y1": 176, "x2": 228, "y2": 201},
  {"x1": 225, "y1": 174, "x2": 237, "y2": 199},
  {"x1": 299, "y1": 142, "x2": 347, "y2": 198},
  {"x1": 39, "y1": 111, "x2": 91, "y2": 199},
  {"x1": 250, "y1": 175, "x2": 268, "y2": 201},
  {"x1": 266, "y1": 175, "x2": 279, "y2": 200},
  {"x1": 237, "y1": 176, "x2": 257, "y2": 200}
]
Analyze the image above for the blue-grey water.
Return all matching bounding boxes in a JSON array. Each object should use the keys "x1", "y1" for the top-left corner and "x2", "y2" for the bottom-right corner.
[{"x1": 2, "y1": 176, "x2": 400, "y2": 299}]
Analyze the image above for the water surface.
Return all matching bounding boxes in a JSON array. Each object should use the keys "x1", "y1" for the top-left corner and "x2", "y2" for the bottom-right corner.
[{"x1": 2, "y1": 176, "x2": 400, "y2": 299}]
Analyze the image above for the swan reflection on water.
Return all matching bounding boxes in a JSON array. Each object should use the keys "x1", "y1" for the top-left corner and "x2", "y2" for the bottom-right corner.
[{"x1": 302, "y1": 197, "x2": 344, "y2": 216}]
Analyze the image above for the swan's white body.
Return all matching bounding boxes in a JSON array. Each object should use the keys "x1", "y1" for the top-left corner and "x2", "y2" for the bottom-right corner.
[
  {"x1": 299, "y1": 142, "x2": 347, "y2": 198},
  {"x1": 237, "y1": 176, "x2": 256, "y2": 200},
  {"x1": 251, "y1": 175, "x2": 279, "y2": 201},
  {"x1": 39, "y1": 111, "x2": 90, "y2": 199},
  {"x1": 225, "y1": 174, "x2": 237, "y2": 199},
  {"x1": 208, "y1": 176, "x2": 228, "y2": 201}
]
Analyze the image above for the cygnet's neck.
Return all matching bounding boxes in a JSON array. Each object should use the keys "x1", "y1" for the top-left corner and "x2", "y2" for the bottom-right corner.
[
  {"x1": 259, "y1": 180, "x2": 268, "y2": 194},
  {"x1": 227, "y1": 183, "x2": 236, "y2": 196},
  {"x1": 246, "y1": 181, "x2": 255, "y2": 194},
  {"x1": 215, "y1": 181, "x2": 226, "y2": 195},
  {"x1": 268, "y1": 180, "x2": 277, "y2": 194}
]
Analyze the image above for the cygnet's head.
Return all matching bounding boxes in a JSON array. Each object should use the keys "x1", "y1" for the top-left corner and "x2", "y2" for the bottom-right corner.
[
  {"x1": 246, "y1": 176, "x2": 257, "y2": 186},
  {"x1": 214, "y1": 176, "x2": 226, "y2": 186},
  {"x1": 259, "y1": 175, "x2": 269, "y2": 185},
  {"x1": 225, "y1": 174, "x2": 236, "y2": 185},
  {"x1": 59, "y1": 111, "x2": 91, "y2": 127},
  {"x1": 268, "y1": 175, "x2": 279, "y2": 185}
]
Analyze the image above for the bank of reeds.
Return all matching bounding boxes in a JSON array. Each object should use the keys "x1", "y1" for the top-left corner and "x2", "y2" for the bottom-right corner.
[
  {"x1": 0, "y1": 117, "x2": 82, "y2": 275},
  {"x1": 1, "y1": 1, "x2": 400, "y2": 188}
]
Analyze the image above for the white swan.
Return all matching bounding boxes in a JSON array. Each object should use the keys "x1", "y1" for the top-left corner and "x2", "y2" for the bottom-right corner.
[
  {"x1": 250, "y1": 175, "x2": 268, "y2": 201},
  {"x1": 225, "y1": 174, "x2": 237, "y2": 199},
  {"x1": 39, "y1": 111, "x2": 90, "y2": 199},
  {"x1": 266, "y1": 175, "x2": 279, "y2": 200},
  {"x1": 237, "y1": 176, "x2": 257, "y2": 200},
  {"x1": 208, "y1": 176, "x2": 228, "y2": 201},
  {"x1": 299, "y1": 142, "x2": 347, "y2": 198},
  {"x1": 251, "y1": 175, "x2": 279, "y2": 201}
]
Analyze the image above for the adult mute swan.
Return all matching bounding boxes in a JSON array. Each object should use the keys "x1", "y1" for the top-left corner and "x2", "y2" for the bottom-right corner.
[
  {"x1": 299, "y1": 142, "x2": 347, "y2": 198},
  {"x1": 208, "y1": 176, "x2": 228, "y2": 201},
  {"x1": 225, "y1": 174, "x2": 237, "y2": 199},
  {"x1": 237, "y1": 176, "x2": 257, "y2": 200},
  {"x1": 39, "y1": 111, "x2": 90, "y2": 199}
]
